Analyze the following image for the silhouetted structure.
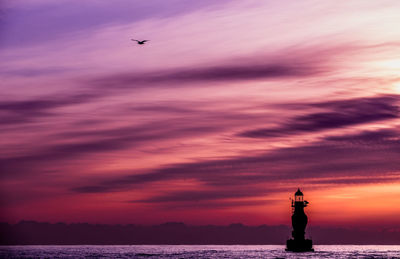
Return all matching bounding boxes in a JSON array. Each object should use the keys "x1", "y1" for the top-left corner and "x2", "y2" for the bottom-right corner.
[{"x1": 286, "y1": 188, "x2": 314, "y2": 252}]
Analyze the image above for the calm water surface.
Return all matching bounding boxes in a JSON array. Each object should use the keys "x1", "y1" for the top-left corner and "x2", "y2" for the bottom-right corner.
[{"x1": 1, "y1": 245, "x2": 400, "y2": 258}]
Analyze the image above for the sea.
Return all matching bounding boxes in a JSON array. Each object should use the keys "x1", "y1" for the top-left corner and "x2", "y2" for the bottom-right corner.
[{"x1": 1, "y1": 245, "x2": 400, "y2": 258}]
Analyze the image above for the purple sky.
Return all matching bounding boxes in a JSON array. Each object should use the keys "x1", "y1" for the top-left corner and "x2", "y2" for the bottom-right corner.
[{"x1": 1, "y1": 0, "x2": 400, "y2": 227}]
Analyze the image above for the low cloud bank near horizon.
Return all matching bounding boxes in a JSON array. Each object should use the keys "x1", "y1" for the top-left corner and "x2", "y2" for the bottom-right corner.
[{"x1": 2, "y1": 221, "x2": 400, "y2": 245}]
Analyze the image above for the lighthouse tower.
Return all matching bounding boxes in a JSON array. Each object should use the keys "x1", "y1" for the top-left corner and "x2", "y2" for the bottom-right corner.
[{"x1": 286, "y1": 188, "x2": 314, "y2": 252}]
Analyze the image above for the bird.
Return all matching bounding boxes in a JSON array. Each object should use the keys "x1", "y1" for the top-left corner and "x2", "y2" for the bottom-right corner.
[{"x1": 131, "y1": 39, "x2": 149, "y2": 45}]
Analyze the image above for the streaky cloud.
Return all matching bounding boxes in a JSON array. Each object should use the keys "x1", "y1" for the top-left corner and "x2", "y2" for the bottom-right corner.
[
  {"x1": 91, "y1": 61, "x2": 319, "y2": 89},
  {"x1": 71, "y1": 127, "x2": 400, "y2": 202},
  {"x1": 325, "y1": 128, "x2": 399, "y2": 144},
  {"x1": 239, "y1": 95, "x2": 399, "y2": 138},
  {"x1": 132, "y1": 188, "x2": 281, "y2": 203},
  {"x1": 0, "y1": 93, "x2": 99, "y2": 126}
]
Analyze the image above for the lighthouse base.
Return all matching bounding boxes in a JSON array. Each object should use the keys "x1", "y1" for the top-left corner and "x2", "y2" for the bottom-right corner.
[{"x1": 286, "y1": 239, "x2": 314, "y2": 252}]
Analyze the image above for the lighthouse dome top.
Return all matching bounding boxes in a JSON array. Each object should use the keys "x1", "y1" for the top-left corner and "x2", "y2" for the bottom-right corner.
[{"x1": 295, "y1": 188, "x2": 303, "y2": 196}]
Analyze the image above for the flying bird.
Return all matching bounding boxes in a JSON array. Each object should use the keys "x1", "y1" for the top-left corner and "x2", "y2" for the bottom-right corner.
[{"x1": 131, "y1": 39, "x2": 149, "y2": 45}]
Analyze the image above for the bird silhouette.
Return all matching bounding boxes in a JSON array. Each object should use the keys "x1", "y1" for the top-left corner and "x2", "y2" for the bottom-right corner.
[{"x1": 131, "y1": 39, "x2": 149, "y2": 45}]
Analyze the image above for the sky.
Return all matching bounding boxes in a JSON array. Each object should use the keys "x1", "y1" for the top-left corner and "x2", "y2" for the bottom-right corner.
[{"x1": 1, "y1": 0, "x2": 400, "y2": 228}]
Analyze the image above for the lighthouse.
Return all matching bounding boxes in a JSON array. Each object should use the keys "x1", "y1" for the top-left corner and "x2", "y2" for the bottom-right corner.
[{"x1": 286, "y1": 188, "x2": 314, "y2": 252}]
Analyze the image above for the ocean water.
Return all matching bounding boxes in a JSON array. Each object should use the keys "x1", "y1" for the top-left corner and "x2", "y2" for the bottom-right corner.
[{"x1": 1, "y1": 245, "x2": 400, "y2": 258}]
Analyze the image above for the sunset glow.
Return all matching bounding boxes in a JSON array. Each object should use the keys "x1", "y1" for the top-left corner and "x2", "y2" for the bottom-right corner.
[{"x1": 1, "y1": 0, "x2": 400, "y2": 229}]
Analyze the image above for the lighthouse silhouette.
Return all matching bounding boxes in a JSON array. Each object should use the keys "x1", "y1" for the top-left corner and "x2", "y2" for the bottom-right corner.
[{"x1": 286, "y1": 188, "x2": 314, "y2": 252}]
